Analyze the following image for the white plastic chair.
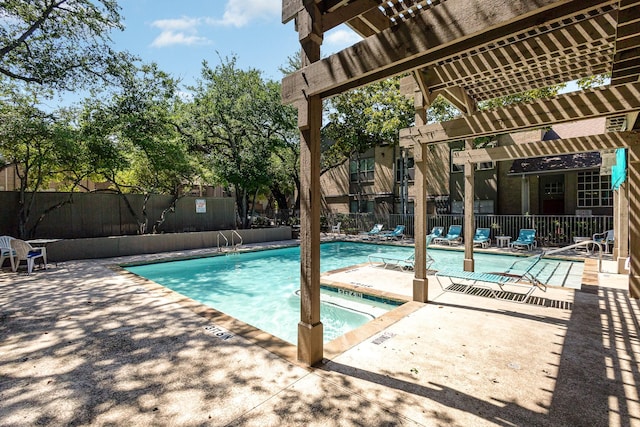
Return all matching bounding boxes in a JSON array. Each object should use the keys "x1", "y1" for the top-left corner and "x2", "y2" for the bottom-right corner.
[
  {"x1": 0, "y1": 235, "x2": 16, "y2": 271},
  {"x1": 331, "y1": 222, "x2": 341, "y2": 234},
  {"x1": 592, "y1": 230, "x2": 614, "y2": 253},
  {"x1": 10, "y1": 239, "x2": 47, "y2": 274}
]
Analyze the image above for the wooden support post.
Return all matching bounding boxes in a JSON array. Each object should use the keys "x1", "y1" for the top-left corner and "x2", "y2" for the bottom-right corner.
[
  {"x1": 463, "y1": 140, "x2": 475, "y2": 272},
  {"x1": 297, "y1": 2, "x2": 324, "y2": 366},
  {"x1": 616, "y1": 181, "x2": 630, "y2": 274},
  {"x1": 628, "y1": 147, "x2": 640, "y2": 298},
  {"x1": 413, "y1": 143, "x2": 429, "y2": 302},
  {"x1": 412, "y1": 90, "x2": 429, "y2": 302}
]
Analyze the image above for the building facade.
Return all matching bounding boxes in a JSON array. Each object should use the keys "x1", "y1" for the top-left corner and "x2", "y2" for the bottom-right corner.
[{"x1": 320, "y1": 117, "x2": 614, "y2": 217}]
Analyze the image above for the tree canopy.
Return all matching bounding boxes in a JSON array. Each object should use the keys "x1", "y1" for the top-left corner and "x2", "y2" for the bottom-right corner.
[
  {"x1": 322, "y1": 77, "x2": 414, "y2": 173},
  {"x1": 0, "y1": 0, "x2": 135, "y2": 91},
  {"x1": 185, "y1": 56, "x2": 297, "y2": 227}
]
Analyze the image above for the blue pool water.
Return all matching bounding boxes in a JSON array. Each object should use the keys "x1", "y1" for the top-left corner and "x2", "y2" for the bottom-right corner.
[{"x1": 125, "y1": 242, "x2": 581, "y2": 344}]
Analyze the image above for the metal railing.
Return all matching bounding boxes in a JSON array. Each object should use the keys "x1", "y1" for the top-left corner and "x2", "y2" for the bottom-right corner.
[
  {"x1": 324, "y1": 213, "x2": 613, "y2": 246},
  {"x1": 231, "y1": 230, "x2": 243, "y2": 248},
  {"x1": 217, "y1": 232, "x2": 229, "y2": 252}
]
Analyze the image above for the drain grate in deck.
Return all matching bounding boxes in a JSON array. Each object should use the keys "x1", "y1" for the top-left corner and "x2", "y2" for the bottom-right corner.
[{"x1": 445, "y1": 284, "x2": 573, "y2": 309}]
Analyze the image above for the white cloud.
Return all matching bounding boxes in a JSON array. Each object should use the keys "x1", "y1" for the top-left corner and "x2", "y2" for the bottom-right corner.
[
  {"x1": 152, "y1": 17, "x2": 200, "y2": 31},
  {"x1": 151, "y1": 31, "x2": 209, "y2": 48},
  {"x1": 150, "y1": 17, "x2": 211, "y2": 47},
  {"x1": 149, "y1": 0, "x2": 280, "y2": 48},
  {"x1": 325, "y1": 29, "x2": 362, "y2": 50},
  {"x1": 214, "y1": 0, "x2": 280, "y2": 27}
]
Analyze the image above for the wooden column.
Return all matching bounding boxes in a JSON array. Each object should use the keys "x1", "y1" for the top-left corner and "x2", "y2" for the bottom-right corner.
[
  {"x1": 297, "y1": 2, "x2": 323, "y2": 365},
  {"x1": 628, "y1": 146, "x2": 640, "y2": 298},
  {"x1": 463, "y1": 140, "x2": 475, "y2": 272},
  {"x1": 412, "y1": 90, "x2": 429, "y2": 302},
  {"x1": 616, "y1": 181, "x2": 630, "y2": 274},
  {"x1": 413, "y1": 142, "x2": 429, "y2": 302}
]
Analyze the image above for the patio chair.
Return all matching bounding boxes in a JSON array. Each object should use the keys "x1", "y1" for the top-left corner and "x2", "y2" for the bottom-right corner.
[
  {"x1": 377, "y1": 225, "x2": 405, "y2": 241},
  {"x1": 472, "y1": 228, "x2": 491, "y2": 248},
  {"x1": 433, "y1": 225, "x2": 462, "y2": 245},
  {"x1": 368, "y1": 251, "x2": 435, "y2": 271},
  {"x1": 0, "y1": 235, "x2": 16, "y2": 271},
  {"x1": 360, "y1": 223, "x2": 383, "y2": 239},
  {"x1": 10, "y1": 239, "x2": 47, "y2": 274},
  {"x1": 435, "y1": 253, "x2": 548, "y2": 303},
  {"x1": 426, "y1": 226, "x2": 444, "y2": 245},
  {"x1": 331, "y1": 222, "x2": 341, "y2": 234},
  {"x1": 509, "y1": 229, "x2": 537, "y2": 251},
  {"x1": 592, "y1": 229, "x2": 614, "y2": 253}
]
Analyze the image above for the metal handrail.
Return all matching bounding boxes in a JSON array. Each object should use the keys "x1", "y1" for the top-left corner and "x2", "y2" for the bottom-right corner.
[
  {"x1": 231, "y1": 230, "x2": 243, "y2": 249},
  {"x1": 217, "y1": 232, "x2": 229, "y2": 252},
  {"x1": 543, "y1": 240, "x2": 603, "y2": 272}
]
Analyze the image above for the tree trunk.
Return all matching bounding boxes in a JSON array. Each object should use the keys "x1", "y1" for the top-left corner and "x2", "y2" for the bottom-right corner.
[
  {"x1": 152, "y1": 194, "x2": 183, "y2": 234},
  {"x1": 30, "y1": 194, "x2": 74, "y2": 237}
]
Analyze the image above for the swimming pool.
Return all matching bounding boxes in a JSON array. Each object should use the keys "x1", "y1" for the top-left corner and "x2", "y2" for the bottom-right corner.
[
  {"x1": 125, "y1": 242, "x2": 405, "y2": 344},
  {"x1": 124, "y1": 241, "x2": 582, "y2": 344}
]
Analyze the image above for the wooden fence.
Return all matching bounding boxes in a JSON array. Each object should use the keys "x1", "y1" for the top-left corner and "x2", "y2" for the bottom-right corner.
[{"x1": 0, "y1": 192, "x2": 236, "y2": 239}]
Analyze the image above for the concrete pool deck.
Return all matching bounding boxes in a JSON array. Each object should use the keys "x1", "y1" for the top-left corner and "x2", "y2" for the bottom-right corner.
[{"x1": 1, "y1": 240, "x2": 638, "y2": 426}]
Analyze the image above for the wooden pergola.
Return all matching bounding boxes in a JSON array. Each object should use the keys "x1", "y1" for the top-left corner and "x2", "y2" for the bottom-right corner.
[{"x1": 282, "y1": 0, "x2": 640, "y2": 366}]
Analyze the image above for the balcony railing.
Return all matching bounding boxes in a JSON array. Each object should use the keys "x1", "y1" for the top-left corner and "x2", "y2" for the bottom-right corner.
[{"x1": 325, "y1": 213, "x2": 613, "y2": 246}]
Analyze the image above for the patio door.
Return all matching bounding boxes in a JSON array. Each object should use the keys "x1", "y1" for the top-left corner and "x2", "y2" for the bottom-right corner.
[{"x1": 540, "y1": 174, "x2": 565, "y2": 215}]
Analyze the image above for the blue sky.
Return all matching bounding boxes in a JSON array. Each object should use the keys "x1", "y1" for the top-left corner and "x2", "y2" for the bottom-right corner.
[{"x1": 111, "y1": 0, "x2": 360, "y2": 86}]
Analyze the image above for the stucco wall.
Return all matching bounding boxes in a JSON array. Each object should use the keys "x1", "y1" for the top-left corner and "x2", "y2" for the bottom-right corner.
[{"x1": 44, "y1": 227, "x2": 293, "y2": 262}]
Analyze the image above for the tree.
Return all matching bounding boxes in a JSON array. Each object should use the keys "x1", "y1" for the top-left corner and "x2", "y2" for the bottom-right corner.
[
  {"x1": 576, "y1": 73, "x2": 610, "y2": 90},
  {"x1": 323, "y1": 76, "x2": 415, "y2": 173},
  {"x1": 0, "y1": 0, "x2": 135, "y2": 91},
  {"x1": 80, "y1": 63, "x2": 200, "y2": 234},
  {"x1": 0, "y1": 89, "x2": 89, "y2": 238},
  {"x1": 187, "y1": 56, "x2": 293, "y2": 228},
  {"x1": 478, "y1": 85, "x2": 566, "y2": 110}
]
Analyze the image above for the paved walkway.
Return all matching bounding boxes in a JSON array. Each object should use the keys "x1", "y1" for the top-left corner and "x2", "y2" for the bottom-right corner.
[{"x1": 1, "y1": 241, "x2": 638, "y2": 426}]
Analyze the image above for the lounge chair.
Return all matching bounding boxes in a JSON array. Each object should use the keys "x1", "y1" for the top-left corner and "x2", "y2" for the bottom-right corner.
[
  {"x1": 592, "y1": 229, "x2": 614, "y2": 253},
  {"x1": 360, "y1": 223, "x2": 383, "y2": 239},
  {"x1": 377, "y1": 225, "x2": 405, "y2": 241},
  {"x1": 433, "y1": 225, "x2": 462, "y2": 245},
  {"x1": 426, "y1": 226, "x2": 444, "y2": 245},
  {"x1": 435, "y1": 253, "x2": 548, "y2": 303},
  {"x1": 10, "y1": 239, "x2": 47, "y2": 274},
  {"x1": 472, "y1": 228, "x2": 491, "y2": 248},
  {"x1": 368, "y1": 251, "x2": 434, "y2": 271},
  {"x1": 0, "y1": 235, "x2": 16, "y2": 271},
  {"x1": 509, "y1": 229, "x2": 537, "y2": 251}
]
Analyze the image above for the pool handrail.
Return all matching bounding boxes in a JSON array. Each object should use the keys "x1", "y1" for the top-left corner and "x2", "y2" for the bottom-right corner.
[
  {"x1": 217, "y1": 232, "x2": 229, "y2": 252},
  {"x1": 231, "y1": 230, "x2": 243, "y2": 249},
  {"x1": 542, "y1": 239, "x2": 603, "y2": 272}
]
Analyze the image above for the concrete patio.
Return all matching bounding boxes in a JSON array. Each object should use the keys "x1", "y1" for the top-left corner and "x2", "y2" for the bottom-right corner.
[{"x1": 1, "y1": 242, "x2": 638, "y2": 426}]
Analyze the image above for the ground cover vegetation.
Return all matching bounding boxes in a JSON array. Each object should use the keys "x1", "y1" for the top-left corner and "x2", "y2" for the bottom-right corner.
[{"x1": 0, "y1": 1, "x2": 610, "y2": 238}]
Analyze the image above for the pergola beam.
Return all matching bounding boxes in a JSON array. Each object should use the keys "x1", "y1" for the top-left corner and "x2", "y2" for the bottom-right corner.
[
  {"x1": 322, "y1": 0, "x2": 380, "y2": 33},
  {"x1": 282, "y1": 0, "x2": 616, "y2": 104},
  {"x1": 451, "y1": 131, "x2": 640, "y2": 165},
  {"x1": 400, "y1": 82, "x2": 640, "y2": 146}
]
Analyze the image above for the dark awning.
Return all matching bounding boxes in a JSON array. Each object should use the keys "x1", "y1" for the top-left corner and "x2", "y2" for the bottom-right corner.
[{"x1": 508, "y1": 152, "x2": 601, "y2": 175}]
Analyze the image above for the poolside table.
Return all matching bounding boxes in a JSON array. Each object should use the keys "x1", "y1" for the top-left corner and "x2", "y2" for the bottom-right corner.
[{"x1": 495, "y1": 235, "x2": 511, "y2": 248}]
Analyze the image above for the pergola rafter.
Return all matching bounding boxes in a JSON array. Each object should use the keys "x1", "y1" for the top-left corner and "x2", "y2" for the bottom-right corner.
[{"x1": 400, "y1": 82, "x2": 640, "y2": 145}]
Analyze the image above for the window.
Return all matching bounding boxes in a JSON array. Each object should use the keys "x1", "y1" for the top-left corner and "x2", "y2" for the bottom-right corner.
[
  {"x1": 544, "y1": 182, "x2": 564, "y2": 194},
  {"x1": 350, "y1": 200, "x2": 374, "y2": 213},
  {"x1": 396, "y1": 157, "x2": 415, "y2": 182},
  {"x1": 450, "y1": 148, "x2": 464, "y2": 173},
  {"x1": 350, "y1": 158, "x2": 374, "y2": 182},
  {"x1": 475, "y1": 140, "x2": 496, "y2": 170},
  {"x1": 577, "y1": 171, "x2": 613, "y2": 207}
]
